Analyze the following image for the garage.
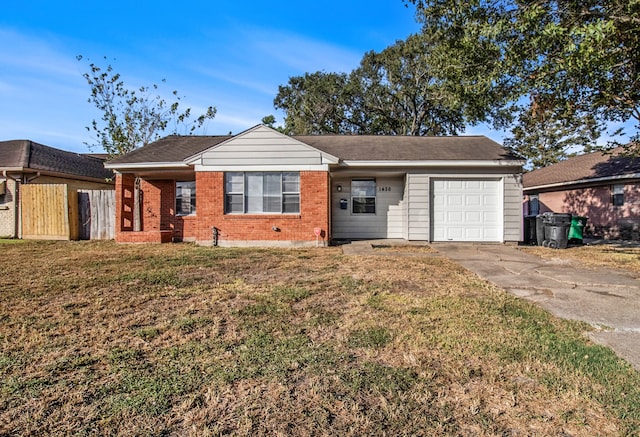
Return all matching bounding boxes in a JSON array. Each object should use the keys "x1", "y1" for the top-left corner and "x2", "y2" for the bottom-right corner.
[{"x1": 431, "y1": 178, "x2": 503, "y2": 242}]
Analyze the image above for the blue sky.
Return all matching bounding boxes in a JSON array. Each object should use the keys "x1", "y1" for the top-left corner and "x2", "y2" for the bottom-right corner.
[{"x1": 1, "y1": 1, "x2": 439, "y2": 153}]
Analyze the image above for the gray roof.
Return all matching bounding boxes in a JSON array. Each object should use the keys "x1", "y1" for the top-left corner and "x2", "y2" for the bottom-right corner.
[
  {"x1": 108, "y1": 135, "x2": 232, "y2": 164},
  {"x1": 107, "y1": 133, "x2": 518, "y2": 165},
  {"x1": 294, "y1": 135, "x2": 517, "y2": 161},
  {"x1": 0, "y1": 140, "x2": 113, "y2": 180},
  {"x1": 523, "y1": 148, "x2": 640, "y2": 189}
]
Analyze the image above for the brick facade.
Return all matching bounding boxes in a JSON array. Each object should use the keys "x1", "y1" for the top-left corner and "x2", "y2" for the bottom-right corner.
[
  {"x1": 114, "y1": 171, "x2": 331, "y2": 246},
  {"x1": 533, "y1": 182, "x2": 640, "y2": 239}
]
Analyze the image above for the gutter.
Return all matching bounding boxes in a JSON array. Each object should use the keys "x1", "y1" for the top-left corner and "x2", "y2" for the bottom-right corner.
[
  {"x1": 340, "y1": 159, "x2": 525, "y2": 168},
  {"x1": 104, "y1": 162, "x2": 190, "y2": 170},
  {"x1": 525, "y1": 172, "x2": 640, "y2": 191}
]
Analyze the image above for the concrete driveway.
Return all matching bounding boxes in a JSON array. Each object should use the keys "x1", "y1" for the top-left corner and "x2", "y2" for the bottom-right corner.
[{"x1": 433, "y1": 243, "x2": 640, "y2": 371}]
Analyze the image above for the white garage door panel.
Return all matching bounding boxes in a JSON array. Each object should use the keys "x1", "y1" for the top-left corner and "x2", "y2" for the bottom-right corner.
[{"x1": 432, "y1": 179, "x2": 502, "y2": 242}]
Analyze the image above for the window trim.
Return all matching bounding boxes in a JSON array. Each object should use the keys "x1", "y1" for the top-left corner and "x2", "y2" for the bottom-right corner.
[
  {"x1": 351, "y1": 178, "x2": 376, "y2": 214},
  {"x1": 175, "y1": 180, "x2": 196, "y2": 216},
  {"x1": 224, "y1": 172, "x2": 300, "y2": 215}
]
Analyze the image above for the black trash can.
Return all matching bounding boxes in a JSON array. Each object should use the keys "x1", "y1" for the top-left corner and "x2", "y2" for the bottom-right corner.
[
  {"x1": 523, "y1": 215, "x2": 537, "y2": 244},
  {"x1": 535, "y1": 213, "x2": 549, "y2": 246},
  {"x1": 544, "y1": 224, "x2": 571, "y2": 249},
  {"x1": 543, "y1": 213, "x2": 571, "y2": 249}
]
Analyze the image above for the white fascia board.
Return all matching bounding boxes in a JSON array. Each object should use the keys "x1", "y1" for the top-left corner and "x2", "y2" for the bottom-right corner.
[
  {"x1": 525, "y1": 173, "x2": 640, "y2": 191},
  {"x1": 104, "y1": 162, "x2": 190, "y2": 170},
  {"x1": 194, "y1": 164, "x2": 330, "y2": 172},
  {"x1": 341, "y1": 159, "x2": 525, "y2": 167}
]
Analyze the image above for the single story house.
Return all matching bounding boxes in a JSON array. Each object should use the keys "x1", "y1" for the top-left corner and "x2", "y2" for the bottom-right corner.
[
  {"x1": 0, "y1": 140, "x2": 114, "y2": 238},
  {"x1": 523, "y1": 148, "x2": 640, "y2": 239},
  {"x1": 105, "y1": 125, "x2": 524, "y2": 246}
]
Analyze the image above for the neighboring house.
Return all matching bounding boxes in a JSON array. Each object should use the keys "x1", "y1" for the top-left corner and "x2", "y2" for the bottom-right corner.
[
  {"x1": 0, "y1": 140, "x2": 114, "y2": 238},
  {"x1": 105, "y1": 125, "x2": 524, "y2": 246},
  {"x1": 523, "y1": 148, "x2": 640, "y2": 239}
]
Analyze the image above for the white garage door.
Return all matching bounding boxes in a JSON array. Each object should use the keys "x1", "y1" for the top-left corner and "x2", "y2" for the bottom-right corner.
[{"x1": 432, "y1": 179, "x2": 502, "y2": 242}]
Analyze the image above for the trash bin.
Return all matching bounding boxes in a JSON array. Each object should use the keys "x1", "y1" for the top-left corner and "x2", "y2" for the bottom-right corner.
[
  {"x1": 569, "y1": 216, "x2": 588, "y2": 243},
  {"x1": 535, "y1": 213, "x2": 549, "y2": 246},
  {"x1": 540, "y1": 212, "x2": 571, "y2": 249},
  {"x1": 523, "y1": 215, "x2": 537, "y2": 244},
  {"x1": 544, "y1": 224, "x2": 571, "y2": 248}
]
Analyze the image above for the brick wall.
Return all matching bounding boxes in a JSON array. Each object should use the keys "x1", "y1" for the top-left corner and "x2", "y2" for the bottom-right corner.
[
  {"x1": 194, "y1": 171, "x2": 330, "y2": 246},
  {"x1": 115, "y1": 175, "x2": 174, "y2": 243},
  {"x1": 0, "y1": 178, "x2": 18, "y2": 238},
  {"x1": 114, "y1": 171, "x2": 331, "y2": 245},
  {"x1": 536, "y1": 182, "x2": 640, "y2": 239}
]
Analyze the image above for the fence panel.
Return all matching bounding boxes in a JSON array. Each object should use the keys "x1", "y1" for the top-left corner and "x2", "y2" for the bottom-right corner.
[
  {"x1": 21, "y1": 184, "x2": 72, "y2": 240},
  {"x1": 78, "y1": 189, "x2": 116, "y2": 240}
]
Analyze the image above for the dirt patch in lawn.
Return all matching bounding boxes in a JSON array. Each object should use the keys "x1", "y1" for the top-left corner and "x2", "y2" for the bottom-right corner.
[{"x1": 1, "y1": 241, "x2": 639, "y2": 435}]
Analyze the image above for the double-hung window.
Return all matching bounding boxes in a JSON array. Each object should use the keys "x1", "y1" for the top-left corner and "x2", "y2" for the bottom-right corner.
[
  {"x1": 612, "y1": 184, "x2": 625, "y2": 206},
  {"x1": 225, "y1": 172, "x2": 300, "y2": 214},
  {"x1": 176, "y1": 181, "x2": 196, "y2": 215},
  {"x1": 352, "y1": 178, "x2": 376, "y2": 214}
]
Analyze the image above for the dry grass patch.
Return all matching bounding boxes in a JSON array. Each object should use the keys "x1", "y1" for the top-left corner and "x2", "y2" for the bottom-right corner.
[
  {"x1": 1, "y1": 241, "x2": 639, "y2": 435},
  {"x1": 520, "y1": 244, "x2": 640, "y2": 275}
]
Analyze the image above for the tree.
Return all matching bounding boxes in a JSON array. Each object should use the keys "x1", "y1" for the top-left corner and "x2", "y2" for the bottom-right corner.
[
  {"x1": 274, "y1": 71, "x2": 354, "y2": 135},
  {"x1": 405, "y1": 0, "x2": 640, "y2": 155},
  {"x1": 504, "y1": 95, "x2": 601, "y2": 169},
  {"x1": 78, "y1": 56, "x2": 216, "y2": 157},
  {"x1": 274, "y1": 34, "x2": 509, "y2": 136}
]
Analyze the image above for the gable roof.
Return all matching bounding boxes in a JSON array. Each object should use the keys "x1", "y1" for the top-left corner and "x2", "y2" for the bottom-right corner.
[
  {"x1": 0, "y1": 140, "x2": 113, "y2": 180},
  {"x1": 523, "y1": 148, "x2": 640, "y2": 190},
  {"x1": 105, "y1": 128, "x2": 520, "y2": 169}
]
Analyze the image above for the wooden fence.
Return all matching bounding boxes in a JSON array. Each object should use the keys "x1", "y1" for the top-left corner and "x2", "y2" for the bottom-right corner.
[
  {"x1": 21, "y1": 185, "x2": 115, "y2": 240},
  {"x1": 78, "y1": 189, "x2": 115, "y2": 240},
  {"x1": 21, "y1": 184, "x2": 78, "y2": 240}
]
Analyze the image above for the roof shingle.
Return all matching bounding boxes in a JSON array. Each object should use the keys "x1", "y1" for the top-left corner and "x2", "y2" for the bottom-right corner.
[
  {"x1": 523, "y1": 149, "x2": 640, "y2": 189},
  {"x1": 0, "y1": 140, "x2": 113, "y2": 180},
  {"x1": 106, "y1": 133, "x2": 518, "y2": 165}
]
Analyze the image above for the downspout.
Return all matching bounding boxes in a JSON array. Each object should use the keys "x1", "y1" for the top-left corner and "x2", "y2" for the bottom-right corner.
[{"x1": 26, "y1": 171, "x2": 41, "y2": 183}]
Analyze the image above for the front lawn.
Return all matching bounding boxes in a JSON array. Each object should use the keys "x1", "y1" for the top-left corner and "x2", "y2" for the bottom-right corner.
[{"x1": 1, "y1": 241, "x2": 639, "y2": 435}]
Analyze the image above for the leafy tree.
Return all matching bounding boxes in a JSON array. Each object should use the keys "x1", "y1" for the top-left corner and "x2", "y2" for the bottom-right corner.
[
  {"x1": 405, "y1": 0, "x2": 640, "y2": 155},
  {"x1": 274, "y1": 34, "x2": 510, "y2": 136},
  {"x1": 349, "y1": 34, "x2": 466, "y2": 136},
  {"x1": 274, "y1": 71, "x2": 354, "y2": 135},
  {"x1": 78, "y1": 56, "x2": 216, "y2": 156},
  {"x1": 504, "y1": 95, "x2": 601, "y2": 169}
]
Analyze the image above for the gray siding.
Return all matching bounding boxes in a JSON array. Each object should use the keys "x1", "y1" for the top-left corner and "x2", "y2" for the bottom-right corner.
[
  {"x1": 199, "y1": 126, "x2": 328, "y2": 167},
  {"x1": 407, "y1": 173, "x2": 430, "y2": 241},
  {"x1": 406, "y1": 170, "x2": 523, "y2": 242},
  {"x1": 332, "y1": 175, "x2": 405, "y2": 239},
  {"x1": 502, "y1": 173, "x2": 523, "y2": 241}
]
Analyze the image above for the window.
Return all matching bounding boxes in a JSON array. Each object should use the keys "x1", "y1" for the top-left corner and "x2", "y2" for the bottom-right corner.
[
  {"x1": 225, "y1": 172, "x2": 300, "y2": 214},
  {"x1": 528, "y1": 194, "x2": 539, "y2": 216},
  {"x1": 612, "y1": 184, "x2": 625, "y2": 206},
  {"x1": 352, "y1": 178, "x2": 376, "y2": 214},
  {"x1": 176, "y1": 181, "x2": 196, "y2": 215}
]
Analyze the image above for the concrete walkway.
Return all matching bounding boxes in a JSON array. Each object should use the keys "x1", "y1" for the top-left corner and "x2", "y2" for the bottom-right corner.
[
  {"x1": 342, "y1": 240, "x2": 640, "y2": 371},
  {"x1": 433, "y1": 243, "x2": 640, "y2": 371}
]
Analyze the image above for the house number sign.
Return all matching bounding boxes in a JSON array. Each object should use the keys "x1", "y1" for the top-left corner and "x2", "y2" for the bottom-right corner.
[{"x1": 378, "y1": 186, "x2": 392, "y2": 192}]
